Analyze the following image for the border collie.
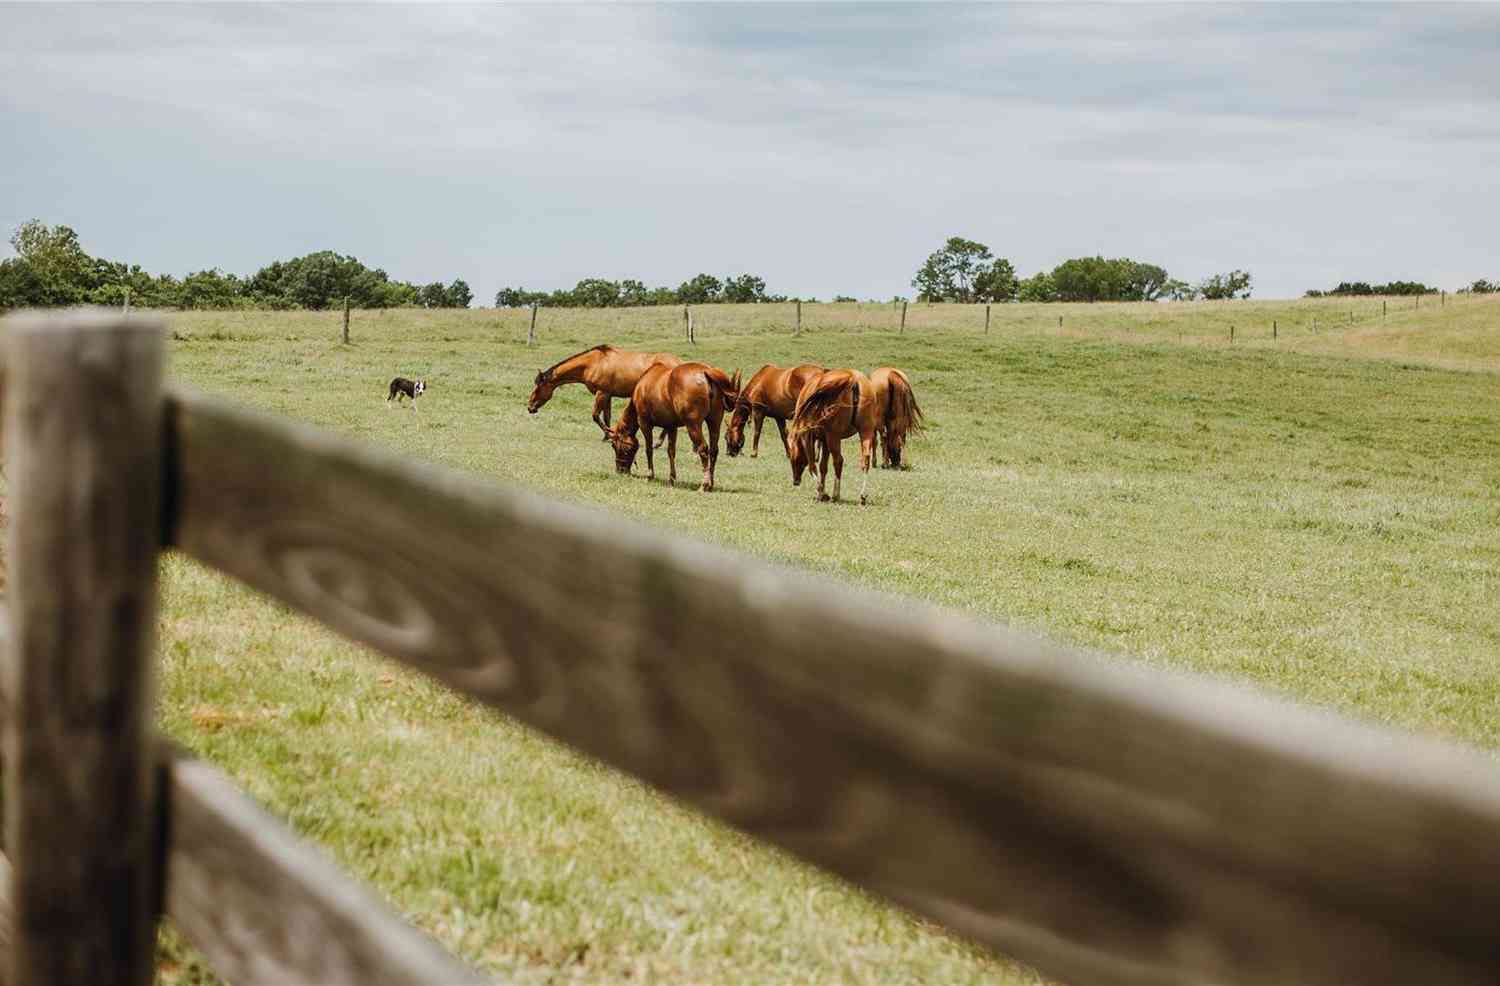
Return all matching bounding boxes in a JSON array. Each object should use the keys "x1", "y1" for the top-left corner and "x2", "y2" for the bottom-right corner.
[{"x1": 387, "y1": 376, "x2": 427, "y2": 409}]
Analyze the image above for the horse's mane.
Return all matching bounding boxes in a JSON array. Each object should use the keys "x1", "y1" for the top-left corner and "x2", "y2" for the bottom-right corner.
[{"x1": 540, "y1": 344, "x2": 613, "y2": 379}]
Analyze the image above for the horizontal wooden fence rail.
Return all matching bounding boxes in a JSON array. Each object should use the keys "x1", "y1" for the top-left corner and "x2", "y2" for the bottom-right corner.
[
  {"x1": 0, "y1": 612, "x2": 485, "y2": 986},
  {"x1": 164, "y1": 383, "x2": 1500, "y2": 986}
]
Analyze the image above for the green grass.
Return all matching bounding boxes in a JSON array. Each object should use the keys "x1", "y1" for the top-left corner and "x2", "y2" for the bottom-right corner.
[{"x1": 129, "y1": 298, "x2": 1500, "y2": 982}]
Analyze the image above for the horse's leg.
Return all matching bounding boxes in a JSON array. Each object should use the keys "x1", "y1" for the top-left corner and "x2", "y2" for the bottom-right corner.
[
  {"x1": 774, "y1": 417, "x2": 789, "y2": 458},
  {"x1": 831, "y1": 441, "x2": 845, "y2": 502},
  {"x1": 816, "y1": 438, "x2": 831, "y2": 501},
  {"x1": 750, "y1": 409, "x2": 765, "y2": 458},
  {"x1": 707, "y1": 412, "x2": 721, "y2": 491},
  {"x1": 686, "y1": 420, "x2": 710, "y2": 491},
  {"x1": 592, "y1": 391, "x2": 612, "y2": 439},
  {"x1": 860, "y1": 431, "x2": 875, "y2": 504},
  {"x1": 643, "y1": 423, "x2": 655, "y2": 480},
  {"x1": 666, "y1": 428, "x2": 678, "y2": 486}
]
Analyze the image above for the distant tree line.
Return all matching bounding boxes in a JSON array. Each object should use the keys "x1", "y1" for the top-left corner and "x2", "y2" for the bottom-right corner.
[
  {"x1": 1304, "y1": 280, "x2": 1437, "y2": 298},
  {"x1": 0, "y1": 221, "x2": 472, "y2": 311},
  {"x1": 495, "y1": 272, "x2": 787, "y2": 308},
  {"x1": 1462, "y1": 279, "x2": 1498, "y2": 294},
  {"x1": 910, "y1": 237, "x2": 1252, "y2": 303}
]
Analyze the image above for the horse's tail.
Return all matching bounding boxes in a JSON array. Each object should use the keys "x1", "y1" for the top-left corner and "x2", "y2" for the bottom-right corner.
[
  {"x1": 884, "y1": 369, "x2": 924, "y2": 437},
  {"x1": 790, "y1": 370, "x2": 856, "y2": 443},
  {"x1": 702, "y1": 366, "x2": 741, "y2": 412}
]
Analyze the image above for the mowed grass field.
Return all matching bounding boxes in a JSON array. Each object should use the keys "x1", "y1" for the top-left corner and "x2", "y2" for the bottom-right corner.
[{"x1": 57, "y1": 296, "x2": 1500, "y2": 983}]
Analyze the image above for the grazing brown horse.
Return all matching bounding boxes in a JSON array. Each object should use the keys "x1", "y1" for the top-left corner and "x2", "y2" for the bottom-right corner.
[
  {"x1": 869, "y1": 367, "x2": 924, "y2": 469},
  {"x1": 786, "y1": 368, "x2": 884, "y2": 504},
  {"x1": 725, "y1": 363, "x2": 824, "y2": 459},
  {"x1": 527, "y1": 345, "x2": 683, "y2": 438},
  {"x1": 609, "y1": 362, "x2": 740, "y2": 492}
]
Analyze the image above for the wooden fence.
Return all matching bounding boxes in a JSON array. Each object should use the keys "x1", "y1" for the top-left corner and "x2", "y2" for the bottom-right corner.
[{"x1": 2, "y1": 310, "x2": 1500, "y2": 986}]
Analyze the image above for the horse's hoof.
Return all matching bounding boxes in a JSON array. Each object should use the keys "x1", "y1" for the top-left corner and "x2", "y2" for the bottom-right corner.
[
  {"x1": 860, "y1": 494, "x2": 868, "y2": 505},
  {"x1": 817, "y1": 492, "x2": 830, "y2": 502}
]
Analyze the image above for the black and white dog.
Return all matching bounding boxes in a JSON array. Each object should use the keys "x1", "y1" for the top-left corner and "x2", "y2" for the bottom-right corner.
[{"x1": 387, "y1": 376, "x2": 427, "y2": 409}]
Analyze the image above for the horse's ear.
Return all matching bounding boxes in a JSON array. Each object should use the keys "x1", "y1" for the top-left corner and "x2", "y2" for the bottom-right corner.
[{"x1": 534, "y1": 370, "x2": 545, "y2": 385}]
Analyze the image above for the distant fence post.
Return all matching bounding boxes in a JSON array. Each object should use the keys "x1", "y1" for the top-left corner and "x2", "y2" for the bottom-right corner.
[
  {"x1": 528, "y1": 304, "x2": 538, "y2": 346},
  {"x1": 3, "y1": 310, "x2": 167, "y2": 986},
  {"x1": 1383, "y1": 300, "x2": 1387, "y2": 319},
  {"x1": 1230, "y1": 324, "x2": 1235, "y2": 343},
  {"x1": 688, "y1": 308, "x2": 696, "y2": 345},
  {"x1": 1058, "y1": 314, "x2": 1062, "y2": 329},
  {"x1": 1273, "y1": 320, "x2": 1278, "y2": 339},
  {"x1": 899, "y1": 301, "x2": 906, "y2": 334},
  {"x1": 1441, "y1": 291, "x2": 1446, "y2": 307},
  {"x1": 683, "y1": 304, "x2": 690, "y2": 341},
  {"x1": 342, "y1": 295, "x2": 351, "y2": 344},
  {"x1": 796, "y1": 300, "x2": 803, "y2": 337},
  {"x1": 984, "y1": 303, "x2": 991, "y2": 335}
]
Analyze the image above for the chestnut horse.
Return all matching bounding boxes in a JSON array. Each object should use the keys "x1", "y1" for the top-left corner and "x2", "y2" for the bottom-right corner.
[
  {"x1": 527, "y1": 344, "x2": 683, "y2": 438},
  {"x1": 786, "y1": 368, "x2": 884, "y2": 504},
  {"x1": 869, "y1": 367, "x2": 925, "y2": 469},
  {"x1": 725, "y1": 363, "x2": 824, "y2": 459},
  {"x1": 609, "y1": 362, "x2": 740, "y2": 492}
]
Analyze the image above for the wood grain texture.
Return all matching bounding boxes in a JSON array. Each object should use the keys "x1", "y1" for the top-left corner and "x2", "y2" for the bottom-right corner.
[
  {"x1": 0, "y1": 606, "x2": 483, "y2": 986},
  {"x1": 166, "y1": 387, "x2": 1500, "y2": 986},
  {"x1": 2, "y1": 310, "x2": 165, "y2": 986},
  {"x1": 166, "y1": 751, "x2": 488, "y2": 986}
]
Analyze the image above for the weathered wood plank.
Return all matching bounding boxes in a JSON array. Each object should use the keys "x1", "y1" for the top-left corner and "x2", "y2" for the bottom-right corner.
[
  {"x1": 166, "y1": 750, "x2": 489, "y2": 986},
  {"x1": 0, "y1": 605, "x2": 484, "y2": 986},
  {"x1": 166, "y1": 386, "x2": 1500, "y2": 986},
  {"x1": 2, "y1": 310, "x2": 165, "y2": 986}
]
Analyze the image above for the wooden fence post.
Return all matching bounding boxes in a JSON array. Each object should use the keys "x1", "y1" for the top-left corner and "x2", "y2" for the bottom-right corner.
[
  {"x1": 1058, "y1": 314, "x2": 1062, "y2": 329},
  {"x1": 688, "y1": 308, "x2": 695, "y2": 345},
  {"x1": 1383, "y1": 300, "x2": 1387, "y2": 319},
  {"x1": 984, "y1": 304, "x2": 991, "y2": 335},
  {"x1": 796, "y1": 300, "x2": 803, "y2": 336},
  {"x1": 899, "y1": 301, "x2": 906, "y2": 334},
  {"x1": 528, "y1": 304, "x2": 538, "y2": 346},
  {"x1": 342, "y1": 295, "x2": 351, "y2": 344},
  {"x1": 1273, "y1": 320, "x2": 1278, "y2": 339},
  {"x1": 3, "y1": 310, "x2": 167, "y2": 986},
  {"x1": 1230, "y1": 324, "x2": 1235, "y2": 343}
]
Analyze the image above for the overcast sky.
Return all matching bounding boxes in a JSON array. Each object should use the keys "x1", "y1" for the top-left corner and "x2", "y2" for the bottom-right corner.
[{"x1": 2, "y1": 3, "x2": 1496, "y2": 303}]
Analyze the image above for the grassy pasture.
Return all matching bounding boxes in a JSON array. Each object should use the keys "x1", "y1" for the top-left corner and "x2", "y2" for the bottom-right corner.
[{"x1": 57, "y1": 296, "x2": 1500, "y2": 983}]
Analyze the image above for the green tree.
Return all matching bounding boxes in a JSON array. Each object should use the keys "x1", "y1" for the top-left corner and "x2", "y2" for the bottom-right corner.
[
  {"x1": 974, "y1": 258, "x2": 1019, "y2": 302},
  {"x1": 1198, "y1": 270, "x2": 1253, "y2": 300},
  {"x1": 6, "y1": 220, "x2": 94, "y2": 305},
  {"x1": 1016, "y1": 271, "x2": 1055, "y2": 302},
  {"x1": 445, "y1": 278, "x2": 473, "y2": 308},
  {"x1": 912, "y1": 237, "x2": 994, "y2": 302},
  {"x1": 723, "y1": 273, "x2": 768, "y2": 304},
  {"x1": 1163, "y1": 279, "x2": 1198, "y2": 301},
  {"x1": 179, "y1": 269, "x2": 246, "y2": 309},
  {"x1": 677, "y1": 273, "x2": 723, "y2": 304},
  {"x1": 570, "y1": 278, "x2": 620, "y2": 308}
]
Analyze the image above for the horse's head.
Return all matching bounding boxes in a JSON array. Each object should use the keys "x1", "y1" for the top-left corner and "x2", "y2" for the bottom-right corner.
[
  {"x1": 787, "y1": 427, "x2": 814, "y2": 486},
  {"x1": 526, "y1": 369, "x2": 555, "y2": 414},
  {"x1": 609, "y1": 427, "x2": 640, "y2": 474},
  {"x1": 726, "y1": 393, "x2": 752, "y2": 457}
]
